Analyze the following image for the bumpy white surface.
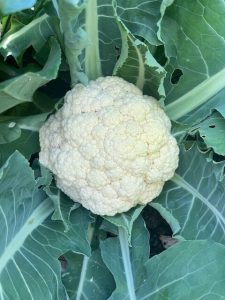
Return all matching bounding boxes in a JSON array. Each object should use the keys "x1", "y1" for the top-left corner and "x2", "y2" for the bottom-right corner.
[{"x1": 39, "y1": 76, "x2": 179, "y2": 216}]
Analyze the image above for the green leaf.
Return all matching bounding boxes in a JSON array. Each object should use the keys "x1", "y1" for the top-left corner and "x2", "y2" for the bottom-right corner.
[
  {"x1": 0, "y1": 113, "x2": 48, "y2": 164},
  {"x1": 62, "y1": 249, "x2": 115, "y2": 300},
  {"x1": 0, "y1": 121, "x2": 21, "y2": 144},
  {"x1": 0, "y1": 151, "x2": 92, "y2": 299},
  {"x1": 152, "y1": 145, "x2": 225, "y2": 244},
  {"x1": 0, "y1": 113, "x2": 47, "y2": 144},
  {"x1": 57, "y1": 0, "x2": 108, "y2": 84},
  {"x1": 0, "y1": 37, "x2": 61, "y2": 113},
  {"x1": 57, "y1": 0, "x2": 163, "y2": 85},
  {"x1": 149, "y1": 202, "x2": 181, "y2": 237},
  {"x1": 33, "y1": 91, "x2": 59, "y2": 112},
  {"x1": 45, "y1": 186, "x2": 80, "y2": 231},
  {"x1": 114, "y1": 0, "x2": 162, "y2": 46},
  {"x1": 1, "y1": 18, "x2": 24, "y2": 40},
  {"x1": 0, "y1": 14, "x2": 54, "y2": 59},
  {"x1": 113, "y1": 19, "x2": 166, "y2": 99},
  {"x1": 104, "y1": 205, "x2": 144, "y2": 244},
  {"x1": 101, "y1": 216, "x2": 149, "y2": 299},
  {"x1": 160, "y1": 0, "x2": 225, "y2": 121},
  {"x1": 165, "y1": 68, "x2": 225, "y2": 122},
  {"x1": 34, "y1": 163, "x2": 53, "y2": 187},
  {"x1": 191, "y1": 112, "x2": 225, "y2": 155},
  {"x1": 181, "y1": 87, "x2": 225, "y2": 124},
  {"x1": 137, "y1": 240, "x2": 225, "y2": 299},
  {"x1": 0, "y1": 130, "x2": 39, "y2": 165},
  {"x1": 0, "y1": 0, "x2": 36, "y2": 16}
]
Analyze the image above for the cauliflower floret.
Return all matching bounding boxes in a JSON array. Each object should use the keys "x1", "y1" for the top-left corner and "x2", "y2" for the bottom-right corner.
[{"x1": 39, "y1": 76, "x2": 179, "y2": 216}]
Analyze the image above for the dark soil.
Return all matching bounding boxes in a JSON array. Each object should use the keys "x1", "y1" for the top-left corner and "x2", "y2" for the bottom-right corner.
[{"x1": 142, "y1": 205, "x2": 173, "y2": 257}]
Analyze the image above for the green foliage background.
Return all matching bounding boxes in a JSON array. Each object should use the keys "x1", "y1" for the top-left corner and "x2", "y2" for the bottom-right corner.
[{"x1": 0, "y1": 0, "x2": 225, "y2": 299}]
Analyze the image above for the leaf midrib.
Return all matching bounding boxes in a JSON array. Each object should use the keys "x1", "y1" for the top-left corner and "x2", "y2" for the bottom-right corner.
[
  {"x1": 0, "y1": 198, "x2": 54, "y2": 274},
  {"x1": 171, "y1": 173, "x2": 225, "y2": 228},
  {"x1": 85, "y1": 0, "x2": 102, "y2": 79},
  {"x1": 118, "y1": 226, "x2": 136, "y2": 300}
]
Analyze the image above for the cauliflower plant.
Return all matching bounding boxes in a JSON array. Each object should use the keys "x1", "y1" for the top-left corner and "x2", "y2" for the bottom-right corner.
[{"x1": 39, "y1": 76, "x2": 179, "y2": 216}]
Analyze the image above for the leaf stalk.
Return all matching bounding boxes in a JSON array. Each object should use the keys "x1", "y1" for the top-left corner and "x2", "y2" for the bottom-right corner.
[{"x1": 165, "y1": 68, "x2": 225, "y2": 121}]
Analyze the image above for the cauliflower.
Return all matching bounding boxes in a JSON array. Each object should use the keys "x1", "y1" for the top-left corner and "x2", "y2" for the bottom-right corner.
[{"x1": 39, "y1": 76, "x2": 179, "y2": 216}]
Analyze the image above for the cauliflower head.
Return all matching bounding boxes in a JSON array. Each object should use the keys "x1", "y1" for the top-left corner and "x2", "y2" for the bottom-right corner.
[{"x1": 39, "y1": 76, "x2": 179, "y2": 216}]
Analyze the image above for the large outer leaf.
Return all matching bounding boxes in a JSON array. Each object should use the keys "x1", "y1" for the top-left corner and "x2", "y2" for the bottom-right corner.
[
  {"x1": 159, "y1": 0, "x2": 225, "y2": 122},
  {"x1": 57, "y1": 0, "x2": 163, "y2": 85},
  {"x1": 101, "y1": 216, "x2": 149, "y2": 300},
  {"x1": 179, "y1": 87, "x2": 225, "y2": 124},
  {"x1": 62, "y1": 249, "x2": 115, "y2": 300},
  {"x1": 0, "y1": 37, "x2": 61, "y2": 113},
  {"x1": 101, "y1": 220, "x2": 225, "y2": 299},
  {"x1": 137, "y1": 241, "x2": 225, "y2": 299},
  {"x1": 113, "y1": 20, "x2": 166, "y2": 99},
  {"x1": 0, "y1": 113, "x2": 47, "y2": 144},
  {"x1": 0, "y1": 14, "x2": 54, "y2": 59},
  {"x1": 191, "y1": 112, "x2": 225, "y2": 155},
  {"x1": 0, "y1": 113, "x2": 47, "y2": 165},
  {"x1": 115, "y1": 0, "x2": 162, "y2": 46},
  {"x1": 0, "y1": 130, "x2": 39, "y2": 166},
  {"x1": 151, "y1": 145, "x2": 225, "y2": 244},
  {"x1": 104, "y1": 205, "x2": 144, "y2": 244},
  {"x1": 0, "y1": 152, "x2": 92, "y2": 299}
]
